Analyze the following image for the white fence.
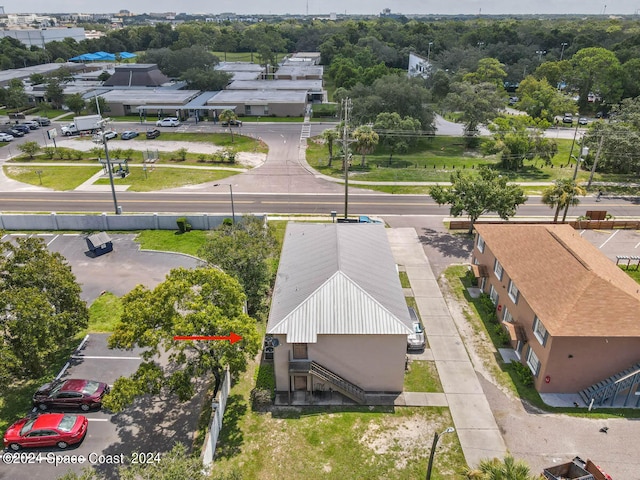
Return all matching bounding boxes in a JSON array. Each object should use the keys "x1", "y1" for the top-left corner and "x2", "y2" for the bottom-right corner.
[{"x1": 202, "y1": 366, "x2": 232, "y2": 465}]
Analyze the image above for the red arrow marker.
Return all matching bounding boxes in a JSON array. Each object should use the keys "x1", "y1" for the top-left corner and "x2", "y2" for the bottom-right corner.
[{"x1": 173, "y1": 332, "x2": 243, "y2": 344}]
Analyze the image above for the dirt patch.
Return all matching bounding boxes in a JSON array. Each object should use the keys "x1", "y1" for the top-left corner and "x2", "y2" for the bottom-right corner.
[{"x1": 359, "y1": 415, "x2": 442, "y2": 470}]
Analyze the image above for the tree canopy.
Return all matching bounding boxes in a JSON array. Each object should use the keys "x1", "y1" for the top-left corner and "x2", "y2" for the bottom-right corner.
[
  {"x1": 197, "y1": 216, "x2": 279, "y2": 318},
  {"x1": 0, "y1": 236, "x2": 88, "y2": 383},
  {"x1": 430, "y1": 167, "x2": 528, "y2": 233},
  {"x1": 104, "y1": 267, "x2": 260, "y2": 411}
]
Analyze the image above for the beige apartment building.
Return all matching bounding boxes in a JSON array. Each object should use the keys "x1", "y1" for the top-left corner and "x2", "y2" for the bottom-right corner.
[
  {"x1": 472, "y1": 224, "x2": 640, "y2": 397},
  {"x1": 266, "y1": 223, "x2": 412, "y2": 405}
]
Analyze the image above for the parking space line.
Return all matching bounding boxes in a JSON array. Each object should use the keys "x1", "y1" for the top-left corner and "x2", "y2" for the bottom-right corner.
[
  {"x1": 599, "y1": 229, "x2": 619, "y2": 248},
  {"x1": 87, "y1": 418, "x2": 110, "y2": 422},
  {"x1": 46, "y1": 234, "x2": 59, "y2": 246},
  {"x1": 72, "y1": 355, "x2": 142, "y2": 360},
  {"x1": 635, "y1": 240, "x2": 640, "y2": 249}
]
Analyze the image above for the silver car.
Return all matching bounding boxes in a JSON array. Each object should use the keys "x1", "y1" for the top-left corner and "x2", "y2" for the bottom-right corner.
[{"x1": 407, "y1": 307, "x2": 425, "y2": 351}]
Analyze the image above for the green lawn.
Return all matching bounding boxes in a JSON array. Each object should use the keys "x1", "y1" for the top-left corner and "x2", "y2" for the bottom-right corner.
[
  {"x1": 404, "y1": 361, "x2": 443, "y2": 392},
  {"x1": 307, "y1": 135, "x2": 639, "y2": 187},
  {"x1": 135, "y1": 229, "x2": 208, "y2": 257},
  {"x1": 87, "y1": 292, "x2": 123, "y2": 331},
  {"x1": 93, "y1": 166, "x2": 237, "y2": 192},
  {"x1": 620, "y1": 265, "x2": 640, "y2": 284},
  {"x1": 399, "y1": 271, "x2": 411, "y2": 288},
  {"x1": 3, "y1": 165, "x2": 101, "y2": 190}
]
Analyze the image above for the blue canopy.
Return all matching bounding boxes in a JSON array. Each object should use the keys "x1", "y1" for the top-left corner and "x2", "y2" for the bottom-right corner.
[{"x1": 69, "y1": 51, "x2": 137, "y2": 62}]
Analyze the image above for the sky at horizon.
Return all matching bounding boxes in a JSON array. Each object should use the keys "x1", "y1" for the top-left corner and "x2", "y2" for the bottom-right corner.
[{"x1": 5, "y1": 0, "x2": 640, "y2": 16}]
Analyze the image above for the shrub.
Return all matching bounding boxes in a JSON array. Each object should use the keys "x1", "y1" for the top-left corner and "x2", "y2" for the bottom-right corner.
[
  {"x1": 176, "y1": 217, "x2": 192, "y2": 233},
  {"x1": 493, "y1": 323, "x2": 510, "y2": 346},
  {"x1": 254, "y1": 363, "x2": 275, "y2": 391},
  {"x1": 197, "y1": 154, "x2": 207, "y2": 163},
  {"x1": 176, "y1": 147, "x2": 188, "y2": 162},
  {"x1": 72, "y1": 150, "x2": 83, "y2": 160},
  {"x1": 510, "y1": 360, "x2": 534, "y2": 387},
  {"x1": 478, "y1": 293, "x2": 496, "y2": 316},
  {"x1": 43, "y1": 147, "x2": 55, "y2": 159},
  {"x1": 250, "y1": 388, "x2": 273, "y2": 411}
]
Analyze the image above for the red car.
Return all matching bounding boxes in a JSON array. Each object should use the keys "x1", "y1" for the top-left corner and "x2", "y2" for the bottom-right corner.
[
  {"x1": 3, "y1": 413, "x2": 88, "y2": 450},
  {"x1": 33, "y1": 379, "x2": 109, "y2": 412}
]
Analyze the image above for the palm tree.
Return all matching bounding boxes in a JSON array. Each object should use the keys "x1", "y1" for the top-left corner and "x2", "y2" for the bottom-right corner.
[
  {"x1": 352, "y1": 125, "x2": 379, "y2": 167},
  {"x1": 219, "y1": 109, "x2": 238, "y2": 143},
  {"x1": 542, "y1": 179, "x2": 587, "y2": 223},
  {"x1": 465, "y1": 455, "x2": 538, "y2": 480},
  {"x1": 322, "y1": 128, "x2": 339, "y2": 167}
]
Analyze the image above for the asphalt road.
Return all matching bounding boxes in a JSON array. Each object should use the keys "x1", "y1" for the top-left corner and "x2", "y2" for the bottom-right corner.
[{"x1": 0, "y1": 191, "x2": 636, "y2": 220}]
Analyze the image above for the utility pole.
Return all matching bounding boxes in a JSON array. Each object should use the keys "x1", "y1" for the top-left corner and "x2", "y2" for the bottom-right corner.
[
  {"x1": 587, "y1": 134, "x2": 605, "y2": 187},
  {"x1": 341, "y1": 97, "x2": 352, "y2": 219}
]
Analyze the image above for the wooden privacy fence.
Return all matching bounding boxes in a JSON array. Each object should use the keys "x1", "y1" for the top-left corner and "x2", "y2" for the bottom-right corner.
[{"x1": 449, "y1": 219, "x2": 640, "y2": 231}]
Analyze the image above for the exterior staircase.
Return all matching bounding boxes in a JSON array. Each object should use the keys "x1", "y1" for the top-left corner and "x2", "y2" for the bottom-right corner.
[
  {"x1": 310, "y1": 362, "x2": 367, "y2": 404},
  {"x1": 579, "y1": 362, "x2": 640, "y2": 407},
  {"x1": 290, "y1": 360, "x2": 367, "y2": 404}
]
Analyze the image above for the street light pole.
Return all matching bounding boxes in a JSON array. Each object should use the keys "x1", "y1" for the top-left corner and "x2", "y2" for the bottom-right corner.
[
  {"x1": 94, "y1": 120, "x2": 120, "y2": 215},
  {"x1": 425, "y1": 427, "x2": 455, "y2": 480},
  {"x1": 560, "y1": 42, "x2": 568, "y2": 60},
  {"x1": 427, "y1": 41, "x2": 433, "y2": 63},
  {"x1": 214, "y1": 183, "x2": 235, "y2": 224}
]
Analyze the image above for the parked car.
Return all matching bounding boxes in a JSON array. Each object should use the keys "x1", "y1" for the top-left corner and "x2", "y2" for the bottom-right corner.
[
  {"x1": 156, "y1": 117, "x2": 180, "y2": 127},
  {"x1": 33, "y1": 378, "x2": 110, "y2": 411},
  {"x1": 121, "y1": 130, "x2": 139, "y2": 140},
  {"x1": 33, "y1": 116, "x2": 51, "y2": 126},
  {"x1": 12, "y1": 124, "x2": 31, "y2": 134},
  {"x1": 2, "y1": 128, "x2": 24, "y2": 137},
  {"x1": 407, "y1": 306, "x2": 426, "y2": 351},
  {"x1": 221, "y1": 118, "x2": 243, "y2": 127},
  {"x1": 93, "y1": 130, "x2": 117, "y2": 142},
  {"x1": 0, "y1": 132, "x2": 14, "y2": 142},
  {"x1": 21, "y1": 120, "x2": 40, "y2": 130},
  {"x1": 146, "y1": 128, "x2": 161, "y2": 139},
  {"x1": 578, "y1": 117, "x2": 588, "y2": 125},
  {"x1": 562, "y1": 113, "x2": 574, "y2": 124},
  {"x1": 3, "y1": 413, "x2": 88, "y2": 450}
]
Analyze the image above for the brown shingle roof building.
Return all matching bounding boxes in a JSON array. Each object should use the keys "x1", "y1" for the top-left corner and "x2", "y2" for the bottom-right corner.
[{"x1": 472, "y1": 224, "x2": 640, "y2": 397}]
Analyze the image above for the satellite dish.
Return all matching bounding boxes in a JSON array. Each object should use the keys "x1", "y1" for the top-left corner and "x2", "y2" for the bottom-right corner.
[{"x1": 272, "y1": 338, "x2": 280, "y2": 347}]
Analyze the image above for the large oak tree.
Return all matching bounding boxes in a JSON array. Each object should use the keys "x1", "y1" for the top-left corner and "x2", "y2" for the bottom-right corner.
[{"x1": 104, "y1": 267, "x2": 260, "y2": 412}]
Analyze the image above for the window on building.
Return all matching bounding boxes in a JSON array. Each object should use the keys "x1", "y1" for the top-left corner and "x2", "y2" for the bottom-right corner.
[
  {"x1": 477, "y1": 235, "x2": 485, "y2": 253},
  {"x1": 508, "y1": 280, "x2": 519, "y2": 304},
  {"x1": 533, "y1": 316, "x2": 548, "y2": 347},
  {"x1": 503, "y1": 307, "x2": 513, "y2": 323},
  {"x1": 292, "y1": 343, "x2": 308, "y2": 359},
  {"x1": 493, "y1": 259, "x2": 503, "y2": 281},
  {"x1": 489, "y1": 284, "x2": 499, "y2": 305},
  {"x1": 526, "y1": 347, "x2": 541, "y2": 376}
]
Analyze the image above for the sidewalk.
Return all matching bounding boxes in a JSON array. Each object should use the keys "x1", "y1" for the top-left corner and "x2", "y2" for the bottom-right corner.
[{"x1": 386, "y1": 228, "x2": 508, "y2": 468}]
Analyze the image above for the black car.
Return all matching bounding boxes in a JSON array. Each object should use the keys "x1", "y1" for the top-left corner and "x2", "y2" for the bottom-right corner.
[
  {"x1": 146, "y1": 129, "x2": 161, "y2": 139},
  {"x1": 33, "y1": 116, "x2": 51, "y2": 126},
  {"x1": 12, "y1": 124, "x2": 31, "y2": 134},
  {"x1": 2, "y1": 128, "x2": 24, "y2": 137},
  {"x1": 221, "y1": 119, "x2": 243, "y2": 127}
]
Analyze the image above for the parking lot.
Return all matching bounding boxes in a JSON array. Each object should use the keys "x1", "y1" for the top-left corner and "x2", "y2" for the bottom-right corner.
[
  {"x1": 1, "y1": 233, "x2": 203, "y2": 303},
  {"x1": 1, "y1": 233, "x2": 207, "y2": 479},
  {"x1": 2, "y1": 333, "x2": 206, "y2": 479}
]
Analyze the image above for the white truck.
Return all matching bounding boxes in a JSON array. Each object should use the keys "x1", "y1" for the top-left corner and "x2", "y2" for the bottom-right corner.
[{"x1": 61, "y1": 115, "x2": 103, "y2": 136}]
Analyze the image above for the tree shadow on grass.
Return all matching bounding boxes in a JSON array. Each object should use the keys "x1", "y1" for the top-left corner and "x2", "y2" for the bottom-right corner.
[{"x1": 214, "y1": 394, "x2": 247, "y2": 459}]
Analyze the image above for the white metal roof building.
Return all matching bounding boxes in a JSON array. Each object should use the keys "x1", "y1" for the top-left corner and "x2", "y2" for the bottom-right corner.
[{"x1": 267, "y1": 223, "x2": 412, "y2": 343}]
